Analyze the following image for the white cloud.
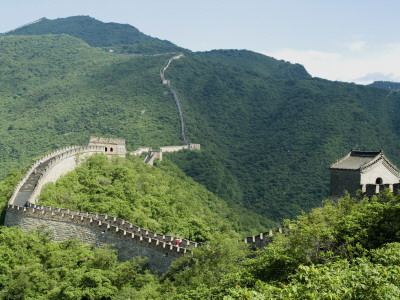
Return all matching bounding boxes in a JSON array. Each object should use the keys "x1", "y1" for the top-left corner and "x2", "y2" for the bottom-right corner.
[
  {"x1": 261, "y1": 43, "x2": 400, "y2": 84},
  {"x1": 346, "y1": 40, "x2": 367, "y2": 52}
]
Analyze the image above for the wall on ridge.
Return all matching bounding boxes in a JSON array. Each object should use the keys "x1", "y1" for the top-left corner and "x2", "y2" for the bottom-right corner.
[
  {"x1": 5, "y1": 206, "x2": 185, "y2": 273},
  {"x1": 29, "y1": 148, "x2": 102, "y2": 202}
]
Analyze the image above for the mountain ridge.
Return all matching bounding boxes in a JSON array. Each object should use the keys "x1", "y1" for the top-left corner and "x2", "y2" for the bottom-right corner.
[
  {"x1": 1, "y1": 16, "x2": 400, "y2": 223},
  {"x1": 3, "y1": 15, "x2": 181, "y2": 54}
]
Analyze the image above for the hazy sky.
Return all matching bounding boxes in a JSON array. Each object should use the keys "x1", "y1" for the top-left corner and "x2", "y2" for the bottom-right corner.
[{"x1": 1, "y1": 0, "x2": 399, "y2": 84}]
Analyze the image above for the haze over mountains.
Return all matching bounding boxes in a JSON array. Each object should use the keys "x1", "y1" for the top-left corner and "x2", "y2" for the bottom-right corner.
[{"x1": 1, "y1": 16, "x2": 400, "y2": 223}]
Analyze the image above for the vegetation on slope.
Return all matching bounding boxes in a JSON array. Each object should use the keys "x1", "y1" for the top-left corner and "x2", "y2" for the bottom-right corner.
[
  {"x1": 2, "y1": 16, "x2": 400, "y2": 224},
  {"x1": 155, "y1": 190, "x2": 400, "y2": 298},
  {"x1": 37, "y1": 154, "x2": 273, "y2": 240},
  {"x1": 5, "y1": 16, "x2": 180, "y2": 54},
  {"x1": 0, "y1": 226, "x2": 156, "y2": 299},
  {"x1": 165, "y1": 52, "x2": 400, "y2": 220},
  {"x1": 368, "y1": 81, "x2": 400, "y2": 91},
  {"x1": 0, "y1": 34, "x2": 184, "y2": 177},
  {"x1": 3, "y1": 189, "x2": 400, "y2": 298},
  {"x1": 196, "y1": 49, "x2": 311, "y2": 80}
]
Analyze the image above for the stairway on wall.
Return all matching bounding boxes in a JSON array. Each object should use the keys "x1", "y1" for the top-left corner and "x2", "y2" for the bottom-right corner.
[{"x1": 13, "y1": 159, "x2": 51, "y2": 206}]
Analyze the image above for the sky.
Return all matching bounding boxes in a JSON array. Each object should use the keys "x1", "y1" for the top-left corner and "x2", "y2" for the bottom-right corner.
[{"x1": 1, "y1": 0, "x2": 399, "y2": 84}]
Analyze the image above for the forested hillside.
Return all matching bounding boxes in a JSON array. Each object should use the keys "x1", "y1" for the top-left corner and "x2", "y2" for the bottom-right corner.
[
  {"x1": 37, "y1": 154, "x2": 273, "y2": 239},
  {"x1": 1, "y1": 16, "x2": 400, "y2": 223},
  {"x1": 0, "y1": 34, "x2": 183, "y2": 174},
  {"x1": 2, "y1": 191, "x2": 400, "y2": 298},
  {"x1": 369, "y1": 81, "x2": 400, "y2": 91},
  {"x1": 5, "y1": 16, "x2": 180, "y2": 54},
  {"x1": 165, "y1": 52, "x2": 400, "y2": 219}
]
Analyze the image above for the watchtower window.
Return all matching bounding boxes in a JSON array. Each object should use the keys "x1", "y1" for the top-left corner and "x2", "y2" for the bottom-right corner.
[
  {"x1": 376, "y1": 177, "x2": 383, "y2": 185},
  {"x1": 105, "y1": 147, "x2": 108, "y2": 152},
  {"x1": 110, "y1": 147, "x2": 113, "y2": 152}
]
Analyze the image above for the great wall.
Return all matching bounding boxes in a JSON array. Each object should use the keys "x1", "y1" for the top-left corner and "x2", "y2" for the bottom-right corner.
[
  {"x1": 3, "y1": 54, "x2": 275, "y2": 273},
  {"x1": 160, "y1": 53, "x2": 191, "y2": 145},
  {"x1": 4, "y1": 136, "x2": 276, "y2": 273},
  {"x1": 4, "y1": 53, "x2": 206, "y2": 273},
  {"x1": 5, "y1": 137, "x2": 203, "y2": 273}
]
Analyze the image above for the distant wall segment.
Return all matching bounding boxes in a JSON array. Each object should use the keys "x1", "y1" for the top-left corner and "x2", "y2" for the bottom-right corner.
[{"x1": 131, "y1": 144, "x2": 201, "y2": 166}]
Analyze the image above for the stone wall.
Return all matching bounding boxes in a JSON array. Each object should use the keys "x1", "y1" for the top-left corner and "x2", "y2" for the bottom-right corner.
[
  {"x1": 88, "y1": 136, "x2": 126, "y2": 157},
  {"x1": 5, "y1": 205, "x2": 196, "y2": 273},
  {"x1": 329, "y1": 169, "x2": 361, "y2": 198},
  {"x1": 9, "y1": 145, "x2": 81, "y2": 205},
  {"x1": 243, "y1": 227, "x2": 284, "y2": 249},
  {"x1": 6, "y1": 137, "x2": 201, "y2": 273}
]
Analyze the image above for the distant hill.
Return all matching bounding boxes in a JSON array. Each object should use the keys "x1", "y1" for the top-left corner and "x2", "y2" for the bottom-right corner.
[
  {"x1": 196, "y1": 49, "x2": 311, "y2": 80},
  {"x1": 2, "y1": 16, "x2": 400, "y2": 224},
  {"x1": 4, "y1": 16, "x2": 181, "y2": 54},
  {"x1": 368, "y1": 81, "x2": 400, "y2": 91}
]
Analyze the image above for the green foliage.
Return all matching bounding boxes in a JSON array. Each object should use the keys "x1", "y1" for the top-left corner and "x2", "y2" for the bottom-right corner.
[
  {"x1": 162, "y1": 233, "x2": 250, "y2": 299},
  {"x1": 6, "y1": 16, "x2": 180, "y2": 53},
  {"x1": 0, "y1": 34, "x2": 184, "y2": 178},
  {"x1": 368, "y1": 81, "x2": 400, "y2": 92},
  {"x1": 196, "y1": 49, "x2": 311, "y2": 80},
  {"x1": 251, "y1": 247, "x2": 400, "y2": 299},
  {"x1": 4, "y1": 189, "x2": 400, "y2": 298},
  {"x1": 165, "y1": 52, "x2": 400, "y2": 221},
  {"x1": 0, "y1": 169, "x2": 24, "y2": 224},
  {"x1": 2, "y1": 16, "x2": 400, "y2": 231},
  {"x1": 38, "y1": 154, "x2": 271, "y2": 241},
  {"x1": 0, "y1": 226, "x2": 156, "y2": 299}
]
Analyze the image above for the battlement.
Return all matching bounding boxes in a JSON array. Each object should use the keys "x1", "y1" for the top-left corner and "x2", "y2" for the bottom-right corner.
[
  {"x1": 5, "y1": 204, "x2": 201, "y2": 272},
  {"x1": 243, "y1": 227, "x2": 284, "y2": 248},
  {"x1": 6, "y1": 136, "x2": 201, "y2": 273},
  {"x1": 89, "y1": 136, "x2": 125, "y2": 146},
  {"x1": 88, "y1": 136, "x2": 126, "y2": 157},
  {"x1": 7, "y1": 204, "x2": 202, "y2": 248},
  {"x1": 132, "y1": 144, "x2": 201, "y2": 165}
]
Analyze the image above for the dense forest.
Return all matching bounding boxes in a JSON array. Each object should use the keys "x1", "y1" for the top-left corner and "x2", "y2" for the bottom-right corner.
[
  {"x1": 1, "y1": 16, "x2": 400, "y2": 298},
  {"x1": 37, "y1": 154, "x2": 273, "y2": 239},
  {"x1": 2, "y1": 16, "x2": 400, "y2": 222},
  {"x1": 369, "y1": 81, "x2": 400, "y2": 91},
  {"x1": 2, "y1": 187, "x2": 400, "y2": 298}
]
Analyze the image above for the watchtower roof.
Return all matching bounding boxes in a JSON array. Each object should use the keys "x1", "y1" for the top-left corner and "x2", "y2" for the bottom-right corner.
[{"x1": 330, "y1": 150, "x2": 383, "y2": 170}]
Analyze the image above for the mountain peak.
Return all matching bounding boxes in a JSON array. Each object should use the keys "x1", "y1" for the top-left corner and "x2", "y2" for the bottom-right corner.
[{"x1": 4, "y1": 15, "x2": 179, "y2": 51}]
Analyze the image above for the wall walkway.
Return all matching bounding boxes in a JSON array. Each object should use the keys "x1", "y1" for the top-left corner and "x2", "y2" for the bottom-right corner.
[
  {"x1": 5, "y1": 204, "x2": 198, "y2": 273},
  {"x1": 5, "y1": 141, "x2": 200, "y2": 273},
  {"x1": 160, "y1": 53, "x2": 191, "y2": 145}
]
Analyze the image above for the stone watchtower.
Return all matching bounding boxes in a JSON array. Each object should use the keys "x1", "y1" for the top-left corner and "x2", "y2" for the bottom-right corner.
[
  {"x1": 88, "y1": 137, "x2": 126, "y2": 157},
  {"x1": 329, "y1": 150, "x2": 400, "y2": 198}
]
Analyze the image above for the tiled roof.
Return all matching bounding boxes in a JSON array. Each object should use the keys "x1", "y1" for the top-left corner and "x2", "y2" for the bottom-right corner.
[{"x1": 330, "y1": 150, "x2": 382, "y2": 170}]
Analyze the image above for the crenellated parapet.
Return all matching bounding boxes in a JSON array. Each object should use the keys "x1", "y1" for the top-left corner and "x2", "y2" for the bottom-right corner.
[
  {"x1": 5, "y1": 203, "x2": 200, "y2": 273},
  {"x1": 9, "y1": 145, "x2": 81, "y2": 205},
  {"x1": 132, "y1": 144, "x2": 201, "y2": 166},
  {"x1": 9, "y1": 145, "x2": 111, "y2": 206},
  {"x1": 244, "y1": 227, "x2": 284, "y2": 249},
  {"x1": 6, "y1": 136, "x2": 201, "y2": 273}
]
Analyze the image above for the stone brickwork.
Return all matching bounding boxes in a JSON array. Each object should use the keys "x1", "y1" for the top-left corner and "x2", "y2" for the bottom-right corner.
[
  {"x1": 330, "y1": 150, "x2": 400, "y2": 198},
  {"x1": 329, "y1": 169, "x2": 361, "y2": 198},
  {"x1": 88, "y1": 136, "x2": 126, "y2": 157},
  {"x1": 132, "y1": 144, "x2": 201, "y2": 166},
  {"x1": 6, "y1": 136, "x2": 201, "y2": 273},
  {"x1": 243, "y1": 227, "x2": 284, "y2": 249},
  {"x1": 5, "y1": 204, "x2": 198, "y2": 273}
]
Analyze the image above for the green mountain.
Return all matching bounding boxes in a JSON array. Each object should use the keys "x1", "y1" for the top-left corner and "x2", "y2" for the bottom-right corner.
[
  {"x1": 2, "y1": 16, "x2": 400, "y2": 224},
  {"x1": 37, "y1": 154, "x2": 272, "y2": 239},
  {"x1": 368, "y1": 81, "x2": 400, "y2": 91},
  {"x1": 4, "y1": 16, "x2": 181, "y2": 54}
]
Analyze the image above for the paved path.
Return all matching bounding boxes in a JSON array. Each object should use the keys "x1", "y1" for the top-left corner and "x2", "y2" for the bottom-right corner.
[
  {"x1": 13, "y1": 158, "x2": 52, "y2": 206},
  {"x1": 160, "y1": 54, "x2": 190, "y2": 145}
]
